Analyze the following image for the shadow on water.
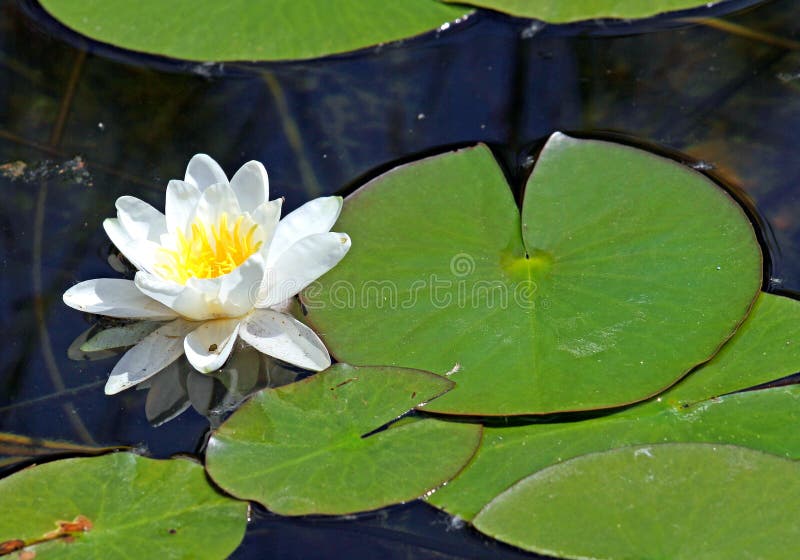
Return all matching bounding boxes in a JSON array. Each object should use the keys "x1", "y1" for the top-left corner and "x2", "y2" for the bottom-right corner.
[{"x1": 2, "y1": 0, "x2": 800, "y2": 557}]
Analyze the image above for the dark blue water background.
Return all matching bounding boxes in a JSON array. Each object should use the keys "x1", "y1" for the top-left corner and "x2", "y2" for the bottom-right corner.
[{"x1": 1, "y1": 0, "x2": 799, "y2": 557}]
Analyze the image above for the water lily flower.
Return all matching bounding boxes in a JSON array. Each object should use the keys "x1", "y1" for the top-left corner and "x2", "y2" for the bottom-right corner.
[{"x1": 63, "y1": 155, "x2": 350, "y2": 395}]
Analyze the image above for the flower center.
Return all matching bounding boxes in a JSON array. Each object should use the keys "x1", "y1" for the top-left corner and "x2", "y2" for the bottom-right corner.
[{"x1": 155, "y1": 213, "x2": 262, "y2": 284}]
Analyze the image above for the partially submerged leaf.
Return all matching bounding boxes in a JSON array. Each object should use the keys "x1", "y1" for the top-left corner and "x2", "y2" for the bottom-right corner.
[
  {"x1": 473, "y1": 444, "x2": 800, "y2": 559},
  {"x1": 0, "y1": 453, "x2": 247, "y2": 559},
  {"x1": 39, "y1": 0, "x2": 472, "y2": 61},
  {"x1": 305, "y1": 134, "x2": 762, "y2": 415},
  {"x1": 80, "y1": 320, "x2": 161, "y2": 352},
  {"x1": 205, "y1": 364, "x2": 482, "y2": 515}
]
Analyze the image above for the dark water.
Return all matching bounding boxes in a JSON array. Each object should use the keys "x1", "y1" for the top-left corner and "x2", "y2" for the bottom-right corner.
[{"x1": 2, "y1": 0, "x2": 800, "y2": 557}]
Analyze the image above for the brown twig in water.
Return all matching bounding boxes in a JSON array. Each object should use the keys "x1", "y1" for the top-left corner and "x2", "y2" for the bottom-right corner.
[{"x1": 684, "y1": 17, "x2": 800, "y2": 50}]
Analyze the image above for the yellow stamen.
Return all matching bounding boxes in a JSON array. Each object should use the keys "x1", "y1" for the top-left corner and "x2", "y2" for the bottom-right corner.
[{"x1": 155, "y1": 213, "x2": 262, "y2": 284}]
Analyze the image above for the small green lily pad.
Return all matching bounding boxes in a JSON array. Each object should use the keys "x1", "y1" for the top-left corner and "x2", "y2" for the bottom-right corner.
[
  {"x1": 39, "y1": 0, "x2": 471, "y2": 61},
  {"x1": 441, "y1": 0, "x2": 725, "y2": 22},
  {"x1": 304, "y1": 134, "x2": 762, "y2": 415},
  {"x1": 205, "y1": 364, "x2": 482, "y2": 515},
  {"x1": 0, "y1": 453, "x2": 247, "y2": 558},
  {"x1": 473, "y1": 443, "x2": 800, "y2": 559},
  {"x1": 428, "y1": 293, "x2": 800, "y2": 520}
]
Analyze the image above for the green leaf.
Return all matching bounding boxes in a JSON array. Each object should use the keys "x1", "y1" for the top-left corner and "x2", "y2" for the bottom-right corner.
[
  {"x1": 441, "y1": 0, "x2": 720, "y2": 22},
  {"x1": 473, "y1": 443, "x2": 800, "y2": 559},
  {"x1": 0, "y1": 453, "x2": 247, "y2": 558},
  {"x1": 39, "y1": 0, "x2": 471, "y2": 62},
  {"x1": 428, "y1": 293, "x2": 800, "y2": 520},
  {"x1": 429, "y1": 385, "x2": 800, "y2": 521},
  {"x1": 205, "y1": 364, "x2": 482, "y2": 515},
  {"x1": 80, "y1": 321, "x2": 161, "y2": 352},
  {"x1": 304, "y1": 134, "x2": 762, "y2": 415},
  {"x1": 660, "y1": 292, "x2": 800, "y2": 407}
]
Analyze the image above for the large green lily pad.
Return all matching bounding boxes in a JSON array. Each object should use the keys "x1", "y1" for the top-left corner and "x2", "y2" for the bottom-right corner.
[
  {"x1": 205, "y1": 364, "x2": 482, "y2": 515},
  {"x1": 39, "y1": 0, "x2": 471, "y2": 62},
  {"x1": 427, "y1": 293, "x2": 800, "y2": 520},
  {"x1": 473, "y1": 443, "x2": 800, "y2": 559},
  {"x1": 304, "y1": 134, "x2": 762, "y2": 415},
  {"x1": 0, "y1": 453, "x2": 247, "y2": 558},
  {"x1": 441, "y1": 0, "x2": 725, "y2": 22}
]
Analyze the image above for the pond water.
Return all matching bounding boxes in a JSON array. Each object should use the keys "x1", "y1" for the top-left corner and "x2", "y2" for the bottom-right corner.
[{"x1": 1, "y1": 0, "x2": 799, "y2": 557}]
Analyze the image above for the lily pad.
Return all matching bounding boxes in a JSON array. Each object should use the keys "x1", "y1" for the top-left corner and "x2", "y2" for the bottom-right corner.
[
  {"x1": 427, "y1": 293, "x2": 800, "y2": 520},
  {"x1": 0, "y1": 453, "x2": 247, "y2": 558},
  {"x1": 205, "y1": 364, "x2": 482, "y2": 515},
  {"x1": 441, "y1": 0, "x2": 727, "y2": 22},
  {"x1": 39, "y1": 0, "x2": 472, "y2": 62},
  {"x1": 473, "y1": 443, "x2": 800, "y2": 559},
  {"x1": 304, "y1": 134, "x2": 762, "y2": 415}
]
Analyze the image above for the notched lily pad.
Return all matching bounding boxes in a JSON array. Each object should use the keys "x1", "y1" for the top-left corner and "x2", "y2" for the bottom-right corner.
[
  {"x1": 39, "y1": 0, "x2": 472, "y2": 62},
  {"x1": 428, "y1": 293, "x2": 800, "y2": 520},
  {"x1": 304, "y1": 133, "x2": 762, "y2": 415},
  {"x1": 0, "y1": 453, "x2": 247, "y2": 559},
  {"x1": 441, "y1": 0, "x2": 732, "y2": 23},
  {"x1": 473, "y1": 443, "x2": 800, "y2": 559},
  {"x1": 205, "y1": 364, "x2": 482, "y2": 515}
]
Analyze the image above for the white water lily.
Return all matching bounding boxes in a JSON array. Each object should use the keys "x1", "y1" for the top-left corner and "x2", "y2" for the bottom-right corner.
[{"x1": 63, "y1": 154, "x2": 350, "y2": 395}]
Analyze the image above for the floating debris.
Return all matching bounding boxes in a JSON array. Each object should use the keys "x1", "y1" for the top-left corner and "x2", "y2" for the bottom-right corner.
[{"x1": 0, "y1": 156, "x2": 93, "y2": 187}]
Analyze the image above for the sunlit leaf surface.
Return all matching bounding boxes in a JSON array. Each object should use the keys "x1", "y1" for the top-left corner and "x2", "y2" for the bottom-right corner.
[
  {"x1": 441, "y1": 0, "x2": 725, "y2": 22},
  {"x1": 474, "y1": 444, "x2": 800, "y2": 559},
  {"x1": 428, "y1": 293, "x2": 800, "y2": 520},
  {"x1": 0, "y1": 453, "x2": 247, "y2": 558},
  {"x1": 305, "y1": 134, "x2": 762, "y2": 415},
  {"x1": 39, "y1": 0, "x2": 472, "y2": 61},
  {"x1": 205, "y1": 364, "x2": 482, "y2": 515}
]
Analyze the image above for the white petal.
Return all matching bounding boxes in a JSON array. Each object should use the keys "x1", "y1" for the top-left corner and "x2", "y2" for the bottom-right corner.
[
  {"x1": 63, "y1": 278, "x2": 177, "y2": 320},
  {"x1": 105, "y1": 319, "x2": 195, "y2": 395},
  {"x1": 184, "y1": 154, "x2": 228, "y2": 191},
  {"x1": 135, "y1": 271, "x2": 217, "y2": 321},
  {"x1": 104, "y1": 218, "x2": 144, "y2": 271},
  {"x1": 116, "y1": 196, "x2": 166, "y2": 243},
  {"x1": 257, "y1": 232, "x2": 351, "y2": 308},
  {"x1": 121, "y1": 239, "x2": 162, "y2": 275},
  {"x1": 240, "y1": 309, "x2": 330, "y2": 371},
  {"x1": 230, "y1": 160, "x2": 269, "y2": 212},
  {"x1": 165, "y1": 179, "x2": 201, "y2": 235},
  {"x1": 218, "y1": 253, "x2": 264, "y2": 317},
  {"x1": 251, "y1": 198, "x2": 283, "y2": 257},
  {"x1": 267, "y1": 196, "x2": 343, "y2": 267},
  {"x1": 105, "y1": 217, "x2": 160, "y2": 273},
  {"x1": 194, "y1": 182, "x2": 242, "y2": 227},
  {"x1": 184, "y1": 318, "x2": 240, "y2": 373}
]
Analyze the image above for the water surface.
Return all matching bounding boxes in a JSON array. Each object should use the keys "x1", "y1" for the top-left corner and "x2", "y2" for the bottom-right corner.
[{"x1": 2, "y1": 0, "x2": 799, "y2": 557}]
